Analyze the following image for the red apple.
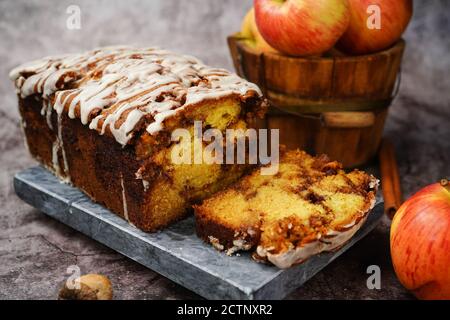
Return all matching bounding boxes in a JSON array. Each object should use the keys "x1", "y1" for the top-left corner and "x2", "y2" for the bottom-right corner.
[
  {"x1": 337, "y1": 0, "x2": 413, "y2": 55},
  {"x1": 240, "y1": 8, "x2": 279, "y2": 54},
  {"x1": 390, "y1": 179, "x2": 450, "y2": 300},
  {"x1": 254, "y1": 0, "x2": 350, "y2": 56}
]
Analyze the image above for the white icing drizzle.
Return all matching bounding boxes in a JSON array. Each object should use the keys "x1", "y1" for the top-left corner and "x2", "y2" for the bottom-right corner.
[
  {"x1": 20, "y1": 120, "x2": 30, "y2": 153},
  {"x1": 10, "y1": 47, "x2": 262, "y2": 146},
  {"x1": 120, "y1": 173, "x2": 130, "y2": 222},
  {"x1": 135, "y1": 169, "x2": 150, "y2": 192},
  {"x1": 50, "y1": 110, "x2": 70, "y2": 182},
  {"x1": 208, "y1": 236, "x2": 224, "y2": 251},
  {"x1": 57, "y1": 113, "x2": 70, "y2": 180},
  {"x1": 142, "y1": 180, "x2": 150, "y2": 192},
  {"x1": 51, "y1": 140, "x2": 62, "y2": 177},
  {"x1": 226, "y1": 239, "x2": 252, "y2": 256},
  {"x1": 41, "y1": 99, "x2": 54, "y2": 130}
]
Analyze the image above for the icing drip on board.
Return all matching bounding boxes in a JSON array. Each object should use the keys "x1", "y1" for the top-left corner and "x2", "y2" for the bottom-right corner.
[{"x1": 10, "y1": 47, "x2": 262, "y2": 146}]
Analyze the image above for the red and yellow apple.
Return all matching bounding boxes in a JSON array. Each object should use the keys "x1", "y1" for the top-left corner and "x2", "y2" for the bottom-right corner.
[
  {"x1": 390, "y1": 179, "x2": 450, "y2": 300},
  {"x1": 253, "y1": 0, "x2": 350, "y2": 56},
  {"x1": 337, "y1": 0, "x2": 413, "y2": 55},
  {"x1": 240, "y1": 8, "x2": 279, "y2": 54}
]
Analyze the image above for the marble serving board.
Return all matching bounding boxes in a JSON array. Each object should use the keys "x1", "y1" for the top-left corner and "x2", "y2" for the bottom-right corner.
[{"x1": 14, "y1": 166, "x2": 384, "y2": 300}]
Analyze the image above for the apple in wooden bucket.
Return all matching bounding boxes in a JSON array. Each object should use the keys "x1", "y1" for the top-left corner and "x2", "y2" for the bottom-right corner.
[
  {"x1": 254, "y1": 0, "x2": 350, "y2": 56},
  {"x1": 240, "y1": 8, "x2": 279, "y2": 54},
  {"x1": 390, "y1": 179, "x2": 450, "y2": 299},
  {"x1": 337, "y1": 0, "x2": 413, "y2": 55}
]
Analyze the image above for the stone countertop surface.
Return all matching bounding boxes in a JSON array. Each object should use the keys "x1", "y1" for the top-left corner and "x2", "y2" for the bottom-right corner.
[{"x1": 0, "y1": 1, "x2": 448, "y2": 300}]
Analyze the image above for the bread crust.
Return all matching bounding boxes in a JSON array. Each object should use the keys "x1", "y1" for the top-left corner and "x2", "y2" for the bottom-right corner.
[{"x1": 195, "y1": 206, "x2": 261, "y2": 252}]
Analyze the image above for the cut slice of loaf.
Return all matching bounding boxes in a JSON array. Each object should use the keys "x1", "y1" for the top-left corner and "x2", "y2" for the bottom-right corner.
[{"x1": 194, "y1": 150, "x2": 378, "y2": 268}]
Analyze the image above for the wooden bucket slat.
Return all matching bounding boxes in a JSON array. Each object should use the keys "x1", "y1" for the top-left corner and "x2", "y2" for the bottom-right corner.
[{"x1": 264, "y1": 54, "x2": 335, "y2": 98}]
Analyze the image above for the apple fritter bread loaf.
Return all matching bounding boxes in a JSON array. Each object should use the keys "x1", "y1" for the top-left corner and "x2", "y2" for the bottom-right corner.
[
  {"x1": 194, "y1": 150, "x2": 378, "y2": 268},
  {"x1": 10, "y1": 46, "x2": 267, "y2": 232}
]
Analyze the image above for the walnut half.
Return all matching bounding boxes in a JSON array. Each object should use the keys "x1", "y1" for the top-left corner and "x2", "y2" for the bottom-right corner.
[{"x1": 59, "y1": 274, "x2": 113, "y2": 300}]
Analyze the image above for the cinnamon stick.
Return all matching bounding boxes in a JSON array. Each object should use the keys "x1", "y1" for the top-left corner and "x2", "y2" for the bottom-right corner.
[{"x1": 379, "y1": 138, "x2": 403, "y2": 219}]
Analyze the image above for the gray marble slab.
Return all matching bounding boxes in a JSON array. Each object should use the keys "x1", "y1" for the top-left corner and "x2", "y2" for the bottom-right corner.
[{"x1": 13, "y1": 166, "x2": 384, "y2": 300}]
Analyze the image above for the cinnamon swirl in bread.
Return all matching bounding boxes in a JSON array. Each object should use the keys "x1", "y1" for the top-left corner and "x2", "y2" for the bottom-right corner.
[
  {"x1": 10, "y1": 46, "x2": 267, "y2": 231},
  {"x1": 194, "y1": 150, "x2": 378, "y2": 268}
]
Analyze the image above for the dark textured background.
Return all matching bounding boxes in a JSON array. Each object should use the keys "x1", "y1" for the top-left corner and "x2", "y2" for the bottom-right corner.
[{"x1": 0, "y1": 0, "x2": 448, "y2": 299}]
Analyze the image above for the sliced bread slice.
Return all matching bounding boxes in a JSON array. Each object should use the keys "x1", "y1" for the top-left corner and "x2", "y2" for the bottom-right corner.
[{"x1": 194, "y1": 150, "x2": 378, "y2": 268}]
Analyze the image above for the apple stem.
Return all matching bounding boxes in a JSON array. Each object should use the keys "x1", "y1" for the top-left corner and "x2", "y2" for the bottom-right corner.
[{"x1": 441, "y1": 178, "x2": 450, "y2": 193}]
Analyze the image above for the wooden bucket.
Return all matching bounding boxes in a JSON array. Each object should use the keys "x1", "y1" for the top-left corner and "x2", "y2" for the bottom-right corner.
[{"x1": 228, "y1": 35, "x2": 405, "y2": 168}]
